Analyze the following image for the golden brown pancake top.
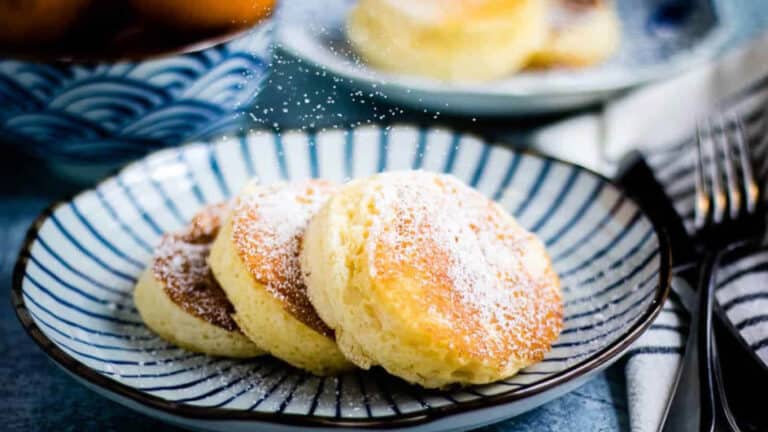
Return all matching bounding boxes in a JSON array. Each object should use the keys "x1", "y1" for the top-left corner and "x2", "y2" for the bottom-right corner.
[
  {"x1": 231, "y1": 180, "x2": 337, "y2": 338},
  {"x1": 152, "y1": 203, "x2": 239, "y2": 332},
  {"x1": 364, "y1": 172, "x2": 563, "y2": 366}
]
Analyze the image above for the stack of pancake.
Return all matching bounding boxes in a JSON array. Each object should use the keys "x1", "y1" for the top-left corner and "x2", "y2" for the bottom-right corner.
[
  {"x1": 346, "y1": 0, "x2": 621, "y2": 81},
  {"x1": 135, "y1": 171, "x2": 563, "y2": 388}
]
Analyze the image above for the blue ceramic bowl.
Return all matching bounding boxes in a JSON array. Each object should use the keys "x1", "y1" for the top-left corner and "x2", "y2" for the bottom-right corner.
[{"x1": 0, "y1": 22, "x2": 272, "y2": 169}]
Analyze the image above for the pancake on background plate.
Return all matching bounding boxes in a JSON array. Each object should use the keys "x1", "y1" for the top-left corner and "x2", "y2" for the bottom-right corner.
[
  {"x1": 302, "y1": 171, "x2": 563, "y2": 388},
  {"x1": 529, "y1": 0, "x2": 621, "y2": 68},
  {"x1": 134, "y1": 203, "x2": 264, "y2": 358},
  {"x1": 347, "y1": 0, "x2": 548, "y2": 81},
  {"x1": 209, "y1": 180, "x2": 353, "y2": 376}
]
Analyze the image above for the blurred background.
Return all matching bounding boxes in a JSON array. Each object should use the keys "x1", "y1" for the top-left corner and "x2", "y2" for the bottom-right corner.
[{"x1": 2, "y1": 0, "x2": 766, "y2": 182}]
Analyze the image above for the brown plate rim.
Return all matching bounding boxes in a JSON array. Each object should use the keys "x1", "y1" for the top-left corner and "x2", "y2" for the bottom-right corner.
[{"x1": 10, "y1": 126, "x2": 673, "y2": 429}]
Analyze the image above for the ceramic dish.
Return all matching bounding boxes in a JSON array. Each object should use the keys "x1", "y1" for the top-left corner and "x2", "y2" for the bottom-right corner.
[
  {"x1": 277, "y1": 0, "x2": 735, "y2": 115},
  {"x1": 0, "y1": 23, "x2": 272, "y2": 175},
  {"x1": 13, "y1": 125, "x2": 670, "y2": 431}
]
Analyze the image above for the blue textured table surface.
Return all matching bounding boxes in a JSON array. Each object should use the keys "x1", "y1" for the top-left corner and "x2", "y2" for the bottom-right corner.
[{"x1": 3, "y1": 4, "x2": 768, "y2": 430}]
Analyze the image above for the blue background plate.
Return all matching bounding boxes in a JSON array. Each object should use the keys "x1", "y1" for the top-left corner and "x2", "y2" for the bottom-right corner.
[{"x1": 277, "y1": 0, "x2": 735, "y2": 115}]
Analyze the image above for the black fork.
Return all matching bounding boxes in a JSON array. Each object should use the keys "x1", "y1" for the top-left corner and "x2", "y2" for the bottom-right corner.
[{"x1": 659, "y1": 113, "x2": 765, "y2": 432}]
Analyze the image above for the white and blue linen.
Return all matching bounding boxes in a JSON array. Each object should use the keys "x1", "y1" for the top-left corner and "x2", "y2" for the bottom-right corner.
[{"x1": 533, "y1": 30, "x2": 768, "y2": 432}]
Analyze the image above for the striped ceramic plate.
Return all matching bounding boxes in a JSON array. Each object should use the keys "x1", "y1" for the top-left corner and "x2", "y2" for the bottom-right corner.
[{"x1": 12, "y1": 125, "x2": 670, "y2": 431}]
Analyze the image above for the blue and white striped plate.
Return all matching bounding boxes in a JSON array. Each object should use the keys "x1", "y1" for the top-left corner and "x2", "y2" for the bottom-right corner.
[{"x1": 12, "y1": 125, "x2": 670, "y2": 431}]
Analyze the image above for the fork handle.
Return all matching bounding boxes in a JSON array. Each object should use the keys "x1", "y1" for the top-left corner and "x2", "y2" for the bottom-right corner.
[{"x1": 697, "y1": 250, "x2": 721, "y2": 432}]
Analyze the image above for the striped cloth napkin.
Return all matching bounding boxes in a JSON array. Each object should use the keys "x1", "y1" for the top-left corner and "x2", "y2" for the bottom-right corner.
[{"x1": 532, "y1": 31, "x2": 768, "y2": 432}]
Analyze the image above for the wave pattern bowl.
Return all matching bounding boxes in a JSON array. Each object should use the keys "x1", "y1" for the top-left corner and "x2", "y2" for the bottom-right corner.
[
  {"x1": 0, "y1": 24, "x2": 272, "y2": 174},
  {"x1": 13, "y1": 125, "x2": 670, "y2": 431}
]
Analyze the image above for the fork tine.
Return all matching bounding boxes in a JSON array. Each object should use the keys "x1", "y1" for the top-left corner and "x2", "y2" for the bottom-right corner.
[
  {"x1": 731, "y1": 114, "x2": 760, "y2": 213},
  {"x1": 695, "y1": 122, "x2": 711, "y2": 229},
  {"x1": 699, "y1": 119, "x2": 727, "y2": 225},
  {"x1": 717, "y1": 115, "x2": 741, "y2": 219},
  {"x1": 707, "y1": 120, "x2": 727, "y2": 224}
]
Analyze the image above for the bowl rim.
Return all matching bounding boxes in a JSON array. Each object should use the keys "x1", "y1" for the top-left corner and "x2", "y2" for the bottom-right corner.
[
  {"x1": 1, "y1": 14, "x2": 273, "y2": 64},
  {"x1": 11, "y1": 125, "x2": 672, "y2": 429}
]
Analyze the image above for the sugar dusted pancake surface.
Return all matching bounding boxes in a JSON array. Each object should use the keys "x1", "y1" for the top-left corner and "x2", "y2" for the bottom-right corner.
[
  {"x1": 134, "y1": 203, "x2": 263, "y2": 358},
  {"x1": 302, "y1": 171, "x2": 562, "y2": 388},
  {"x1": 209, "y1": 180, "x2": 353, "y2": 375}
]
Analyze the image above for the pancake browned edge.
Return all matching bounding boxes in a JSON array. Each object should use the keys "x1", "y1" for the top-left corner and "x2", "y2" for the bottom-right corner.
[
  {"x1": 209, "y1": 180, "x2": 353, "y2": 376},
  {"x1": 134, "y1": 203, "x2": 264, "y2": 358}
]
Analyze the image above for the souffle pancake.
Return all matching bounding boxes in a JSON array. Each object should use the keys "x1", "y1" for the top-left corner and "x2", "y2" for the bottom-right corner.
[
  {"x1": 301, "y1": 171, "x2": 563, "y2": 388},
  {"x1": 209, "y1": 180, "x2": 353, "y2": 376},
  {"x1": 134, "y1": 203, "x2": 263, "y2": 358}
]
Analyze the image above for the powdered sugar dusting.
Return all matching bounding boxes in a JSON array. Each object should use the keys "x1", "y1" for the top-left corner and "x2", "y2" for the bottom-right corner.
[
  {"x1": 232, "y1": 180, "x2": 337, "y2": 337},
  {"x1": 366, "y1": 171, "x2": 562, "y2": 363},
  {"x1": 152, "y1": 203, "x2": 239, "y2": 331}
]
